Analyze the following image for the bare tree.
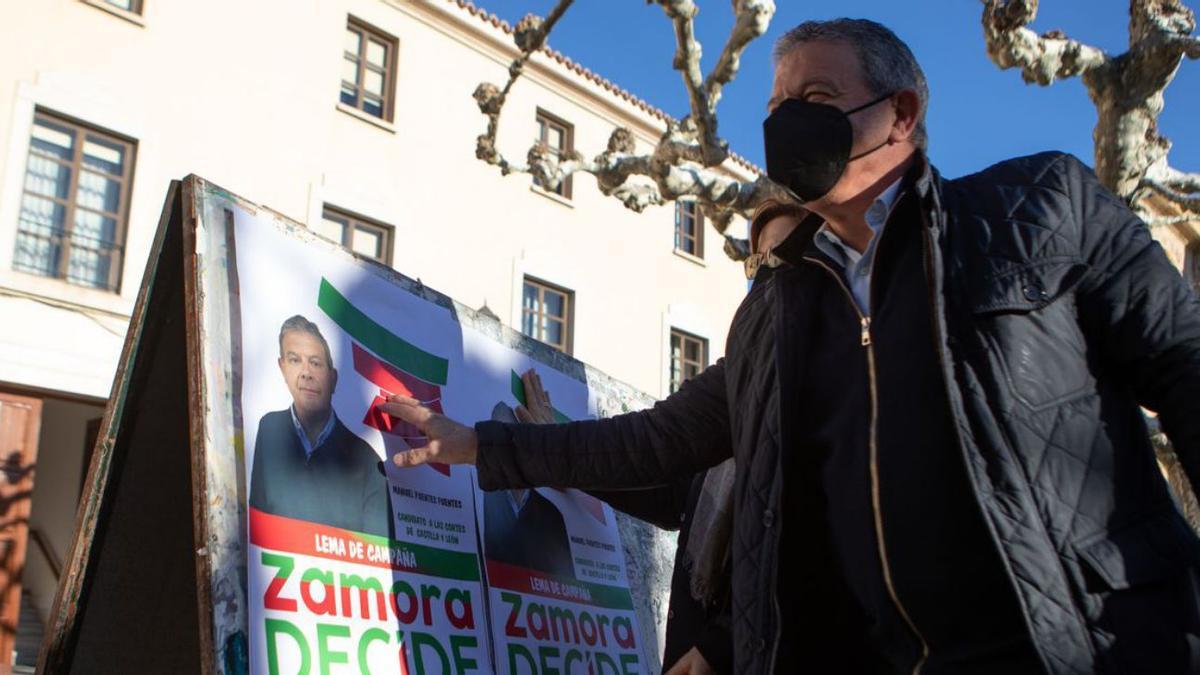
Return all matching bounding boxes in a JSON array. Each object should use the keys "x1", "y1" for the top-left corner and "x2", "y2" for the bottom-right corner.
[
  {"x1": 981, "y1": 0, "x2": 1200, "y2": 227},
  {"x1": 471, "y1": 0, "x2": 789, "y2": 261}
]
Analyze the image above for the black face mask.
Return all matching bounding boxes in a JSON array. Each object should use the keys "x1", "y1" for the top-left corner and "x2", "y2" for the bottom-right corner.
[{"x1": 763, "y1": 92, "x2": 894, "y2": 202}]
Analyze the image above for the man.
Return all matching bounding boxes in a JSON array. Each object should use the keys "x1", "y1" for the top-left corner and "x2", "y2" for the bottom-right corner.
[
  {"x1": 481, "y1": 403, "x2": 575, "y2": 578},
  {"x1": 250, "y1": 315, "x2": 391, "y2": 538},
  {"x1": 384, "y1": 19, "x2": 1200, "y2": 675}
]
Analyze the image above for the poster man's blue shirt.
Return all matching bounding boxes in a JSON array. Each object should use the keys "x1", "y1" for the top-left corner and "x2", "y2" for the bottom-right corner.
[{"x1": 290, "y1": 405, "x2": 337, "y2": 458}]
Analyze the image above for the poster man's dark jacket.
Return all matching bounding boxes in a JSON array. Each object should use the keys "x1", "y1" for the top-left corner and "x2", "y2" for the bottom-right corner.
[
  {"x1": 475, "y1": 152, "x2": 1200, "y2": 674},
  {"x1": 481, "y1": 488, "x2": 575, "y2": 578},
  {"x1": 249, "y1": 409, "x2": 392, "y2": 538}
]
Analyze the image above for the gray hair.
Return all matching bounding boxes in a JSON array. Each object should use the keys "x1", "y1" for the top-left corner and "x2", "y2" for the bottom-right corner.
[
  {"x1": 278, "y1": 314, "x2": 333, "y2": 368},
  {"x1": 773, "y1": 19, "x2": 929, "y2": 150}
]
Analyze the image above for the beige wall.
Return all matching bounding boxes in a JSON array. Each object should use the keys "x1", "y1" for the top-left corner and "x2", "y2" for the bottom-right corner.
[{"x1": 0, "y1": 0, "x2": 753, "y2": 406}]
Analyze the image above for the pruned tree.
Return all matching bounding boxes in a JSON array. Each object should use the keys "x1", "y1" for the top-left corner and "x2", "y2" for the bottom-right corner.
[
  {"x1": 471, "y1": 0, "x2": 788, "y2": 261},
  {"x1": 982, "y1": 0, "x2": 1200, "y2": 227}
]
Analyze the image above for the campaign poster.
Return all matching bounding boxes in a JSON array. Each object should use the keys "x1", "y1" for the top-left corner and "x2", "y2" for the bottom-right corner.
[
  {"x1": 235, "y1": 209, "x2": 488, "y2": 675},
  {"x1": 231, "y1": 203, "x2": 647, "y2": 674},
  {"x1": 467, "y1": 335, "x2": 645, "y2": 675}
]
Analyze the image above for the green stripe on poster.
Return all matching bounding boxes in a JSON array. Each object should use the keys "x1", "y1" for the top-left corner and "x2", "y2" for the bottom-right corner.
[
  {"x1": 356, "y1": 532, "x2": 483, "y2": 582},
  {"x1": 318, "y1": 278, "x2": 449, "y2": 385},
  {"x1": 510, "y1": 370, "x2": 571, "y2": 423}
]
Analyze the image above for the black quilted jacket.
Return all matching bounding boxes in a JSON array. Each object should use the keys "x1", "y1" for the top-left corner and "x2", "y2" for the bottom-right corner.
[{"x1": 476, "y1": 152, "x2": 1200, "y2": 674}]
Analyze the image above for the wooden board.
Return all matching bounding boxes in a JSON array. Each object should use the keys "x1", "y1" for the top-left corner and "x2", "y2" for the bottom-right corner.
[{"x1": 38, "y1": 181, "x2": 205, "y2": 673}]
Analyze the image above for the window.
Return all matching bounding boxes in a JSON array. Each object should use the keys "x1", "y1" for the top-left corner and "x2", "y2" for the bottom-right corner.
[
  {"x1": 316, "y1": 206, "x2": 393, "y2": 264},
  {"x1": 669, "y1": 329, "x2": 708, "y2": 393},
  {"x1": 102, "y1": 0, "x2": 143, "y2": 13},
  {"x1": 533, "y1": 110, "x2": 573, "y2": 199},
  {"x1": 341, "y1": 17, "x2": 398, "y2": 121},
  {"x1": 13, "y1": 110, "x2": 136, "y2": 292},
  {"x1": 522, "y1": 277, "x2": 573, "y2": 354},
  {"x1": 674, "y1": 200, "x2": 704, "y2": 258}
]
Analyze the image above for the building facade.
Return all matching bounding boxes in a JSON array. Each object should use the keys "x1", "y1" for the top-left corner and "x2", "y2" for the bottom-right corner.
[{"x1": 0, "y1": 0, "x2": 758, "y2": 665}]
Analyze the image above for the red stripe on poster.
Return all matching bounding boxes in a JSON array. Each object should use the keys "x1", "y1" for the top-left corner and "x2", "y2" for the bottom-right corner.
[
  {"x1": 353, "y1": 342, "x2": 443, "y2": 407},
  {"x1": 249, "y1": 508, "x2": 420, "y2": 573},
  {"x1": 362, "y1": 391, "x2": 451, "y2": 477},
  {"x1": 485, "y1": 560, "x2": 598, "y2": 607}
]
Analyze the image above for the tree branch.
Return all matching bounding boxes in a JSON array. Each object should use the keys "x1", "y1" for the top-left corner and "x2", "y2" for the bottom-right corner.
[
  {"x1": 1159, "y1": 164, "x2": 1200, "y2": 193},
  {"x1": 654, "y1": 0, "x2": 727, "y2": 167},
  {"x1": 1140, "y1": 161, "x2": 1200, "y2": 212},
  {"x1": 1141, "y1": 179, "x2": 1200, "y2": 213},
  {"x1": 1183, "y1": 34, "x2": 1200, "y2": 59},
  {"x1": 980, "y1": 0, "x2": 1109, "y2": 85},
  {"x1": 1144, "y1": 213, "x2": 1197, "y2": 228},
  {"x1": 472, "y1": 0, "x2": 575, "y2": 177},
  {"x1": 704, "y1": 0, "x2": 775, "y2": 117},
  {"x1": 472, "y1": 0, "x2": 788, "y2": 262}
]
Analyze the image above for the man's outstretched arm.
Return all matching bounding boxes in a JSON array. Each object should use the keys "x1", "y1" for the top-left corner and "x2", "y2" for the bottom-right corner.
[{"x1": 381, "y1": 361, "x2": 733, "y2": 491}]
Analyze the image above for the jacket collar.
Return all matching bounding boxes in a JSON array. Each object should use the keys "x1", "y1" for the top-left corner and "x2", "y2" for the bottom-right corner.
[{"x1": 772, "y1": 152, "x2": 937, "y2": 268}]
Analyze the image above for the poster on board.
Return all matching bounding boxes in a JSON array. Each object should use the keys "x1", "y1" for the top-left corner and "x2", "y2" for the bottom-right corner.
[
  {"x1": 232, "y1": 195, "x2": 648, "y2": 673},
  {"x1": 38, "y1": 176, "x2": 669, "y2": 675},
  {"x1": 235, "y1": 210, "x2": 491, "y2": 674},
  {"x1": 467, "y1": 336, "x2": 647, "y2": 675}
]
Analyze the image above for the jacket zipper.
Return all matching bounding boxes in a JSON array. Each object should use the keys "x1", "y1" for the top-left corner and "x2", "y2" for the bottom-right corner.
[{"x1": 801, "y1": 255, "x2": 930, "y2": 675}]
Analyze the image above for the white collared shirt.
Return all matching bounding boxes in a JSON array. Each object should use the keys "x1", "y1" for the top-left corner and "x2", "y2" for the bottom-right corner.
[
  {"x1": 290, "y1": 406, "x2": 337, "y2": 459},
  {"x1": 505, "y1": 489, "x2": 531, "y2": 515},
  {"x1": 813, "y1": 178, "x2": 905, "y2": 315}
]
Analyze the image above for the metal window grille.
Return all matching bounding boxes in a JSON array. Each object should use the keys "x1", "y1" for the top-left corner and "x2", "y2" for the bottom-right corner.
[{"x1": 13, "y1": 110, "x2": 136, "y2": 292}]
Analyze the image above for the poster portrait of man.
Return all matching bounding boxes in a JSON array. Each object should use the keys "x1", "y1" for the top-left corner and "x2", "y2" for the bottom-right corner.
[
  {"x1": 481, "y1": 403, "x2": 575, "y2": 579},
  {"x1": 248, "y1": 314, "x2": 391, "y2": 538}
]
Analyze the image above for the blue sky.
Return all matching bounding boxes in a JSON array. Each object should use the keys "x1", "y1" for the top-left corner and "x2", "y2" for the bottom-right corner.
[{"x1": 481, "y1": 1, "x2": 1198, "y2": 180}]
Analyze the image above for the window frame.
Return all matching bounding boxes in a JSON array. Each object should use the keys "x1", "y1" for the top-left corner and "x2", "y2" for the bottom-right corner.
[
  {"x1": 674, "y1": 199, "x2": 705, "y2": 259},
  {"x1": 82, "y1": 0, "x2": 146, "y2": 24},
  {"x1": 669, "y1": 328, "x2": 708, "y2": 394},
  {"x1": 521, "y1": 276, "x2": 575, "y2": 355},
  {"x1": 341, "y1": 16, "x2": 399, "y2": 122},
  {"x1": 533, "y1": 109, "x2": 574, "y2": 200},
  {"x1": 318, "y1": 205, "x2": 395, "y2": 265},
  {"x1": 103, "y1": 0, "x2": 144, "y2": 14},
  {"x1": 13, "y1": 108, "x2": 137, "y2": 293}
]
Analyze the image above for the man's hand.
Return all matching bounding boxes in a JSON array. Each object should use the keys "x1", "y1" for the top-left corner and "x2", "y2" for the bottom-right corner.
[
  {"x1": 664, "y1": 648, "x2": 715, "y2": 675},
  {"x1": 380, "y1": 395, "x2": 479, "y2": 467},
  {"x1": 514, "y1": 369, "x2": 555, "y2": 424}
]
